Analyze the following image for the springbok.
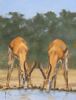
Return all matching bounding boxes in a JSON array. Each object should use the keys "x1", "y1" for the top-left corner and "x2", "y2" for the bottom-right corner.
[
  {"x1": 43, "y1": 39, "x2": 69, "y2": 90},
  {"x1": 6, "y1": 36, "x2": 32, "y2": 87}
]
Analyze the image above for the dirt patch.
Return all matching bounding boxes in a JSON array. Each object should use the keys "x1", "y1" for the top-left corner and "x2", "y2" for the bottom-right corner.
[{"x1": 0, "y1": 68, "x2": 76, "y2": 91}]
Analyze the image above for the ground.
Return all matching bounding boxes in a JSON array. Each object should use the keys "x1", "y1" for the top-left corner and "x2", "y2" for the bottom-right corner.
[{"x1": 0, "y1": 68, "x2": 76, "y2": 91}]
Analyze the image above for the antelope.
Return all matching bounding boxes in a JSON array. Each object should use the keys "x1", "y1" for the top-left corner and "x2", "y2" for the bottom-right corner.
[
  {"x1": 6, "y1": 36, "x2": 32, "y2": 87},
  {"x1": 43, "y1": 39, "x2": 69, "y2": 90}
]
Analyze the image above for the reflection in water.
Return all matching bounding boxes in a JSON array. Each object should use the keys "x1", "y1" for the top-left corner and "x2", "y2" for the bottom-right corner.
[{"x1": 0, "y1": 89, "x2": 76, "y2": 100}]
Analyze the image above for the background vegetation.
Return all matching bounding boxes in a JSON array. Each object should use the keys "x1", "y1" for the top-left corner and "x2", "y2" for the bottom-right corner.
[{"x1": 0, "y1": 9, "x2": 76, "y2": 69}]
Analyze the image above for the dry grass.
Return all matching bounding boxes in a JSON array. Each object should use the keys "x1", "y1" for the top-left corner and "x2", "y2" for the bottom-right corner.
[{"x1": 0, "y1": 68, "x2": 76, "y2": 90}]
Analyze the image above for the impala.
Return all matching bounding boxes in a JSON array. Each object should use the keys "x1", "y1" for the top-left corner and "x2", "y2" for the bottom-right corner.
[
  {"x1": 43, "y1": 39, "x2": 69, "y2": 90},
  {"x1": 6, "y1": 36, "x2": 32, "y2": 87}
]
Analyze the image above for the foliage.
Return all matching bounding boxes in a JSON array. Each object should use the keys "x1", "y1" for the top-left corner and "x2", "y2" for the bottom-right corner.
[{"x1": 0, "y1": 10, "x2": 76, "y2": 68}]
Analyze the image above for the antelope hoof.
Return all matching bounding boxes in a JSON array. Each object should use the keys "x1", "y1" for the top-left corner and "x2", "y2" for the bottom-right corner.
[
  {"x1": 66, "y1": 86, "x2": 70, "y2": 91},
  {"x1": 27, "y1": 81, "x2": 33, "y2": 88},
  {"x1": 6, "y1": 83, "x2": 10, "y2": 88},
  {"x1": 43, "y1": 79, "x2": 49, "y2": 90}
]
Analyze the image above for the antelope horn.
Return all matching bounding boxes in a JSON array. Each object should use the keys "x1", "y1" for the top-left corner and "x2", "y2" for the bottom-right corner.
[
  {"x1": 24, "y1": 62, "x2": 28, "y2": 78},
  {"x1": 47, "y1": 63, "x2": 52, "y2": 79},
  {"x1": 29, "y1": 61, "x2": 37, "y2": 76},
  {"x1": 39, "y1": 64, "x2": 46, "y2": 79}
]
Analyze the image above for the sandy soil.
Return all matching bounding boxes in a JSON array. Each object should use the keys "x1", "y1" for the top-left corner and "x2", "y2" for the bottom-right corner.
[{"x1": 0, "y1": 68, "x2": 76, "y2": 91}]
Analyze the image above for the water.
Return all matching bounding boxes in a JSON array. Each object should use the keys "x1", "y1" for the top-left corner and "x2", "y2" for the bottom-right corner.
[{"x1": 0, "y1": 89, "x2": 76, "y2": 100}]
